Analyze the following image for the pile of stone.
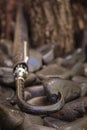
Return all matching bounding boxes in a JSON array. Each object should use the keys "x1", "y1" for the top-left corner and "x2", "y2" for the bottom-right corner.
[{"x1": 0, "y1": 39, "x2": 87, "y2": 130}]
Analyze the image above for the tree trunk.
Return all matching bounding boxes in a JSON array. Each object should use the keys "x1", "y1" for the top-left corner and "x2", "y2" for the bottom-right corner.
[
  {"x1": 24, "y1": 0, "x2": 74, "y2": 55},
  {"x1": 0, "y1": 0, "x2": 17, "y2": 39},
  {"x1": 71, "y1": 0, "x2": 87, "y2": 48}
]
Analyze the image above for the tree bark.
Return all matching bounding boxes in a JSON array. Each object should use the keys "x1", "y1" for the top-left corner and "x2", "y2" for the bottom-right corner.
[
  {"x1": 24, "y1": 0, "x2": 74, "y2": 55},
  {"x1": 0, "y1": 0, "x2": 17, "y2": 39},
  {"x1": 71, "y1": 0, "x2": 87, "y2": 48},
  {"x1": 1, "y1": 0, "x2": 87, "y2": 52}
]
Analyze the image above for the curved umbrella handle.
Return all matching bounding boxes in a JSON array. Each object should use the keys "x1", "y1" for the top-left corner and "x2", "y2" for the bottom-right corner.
[{"x1": 16, "y1": 78, "x2": 64, "y2": 115}]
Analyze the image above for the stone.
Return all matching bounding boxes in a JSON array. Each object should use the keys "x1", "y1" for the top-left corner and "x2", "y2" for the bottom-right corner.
[
  {"x1": 27, "y1": 96, "x2": 48, "y2": 106},
  {"x1": 24, "y1": 113, "x2": 43, "y2": 125},
  {"x1": 28, "y1": 49, "x2": 42, "y2": 72},
  {"x1": 0, "y1": 49, "x2": 13, "y2": 67},
  {"x1": 79, "y1": 83, "x2": 87, "y2": 97},
  {"x1": 0, "y1": 39, "x2": 13, "y2": 58},
  {"x1": 72, "y1": 76, "x2": 87, "y2": 96},
  {"x1": 43, "y1": 117, "x2": 67, "y2": 129},
  {"x1": 55, "y1": 57, "x2": 65, "y2": 66},
  {"x1": 0, "y1": 85, "x2": 15, "y2": 104},
  {"x1": 84, "y1": 63, "x2": 87, "y2": 76},
  {"x1": 50, "y1": 97, "x2": 87, "y2": 121},
  {"x1": 25, "y1": 85, "x2": 45, "y2": 98},
  {"x1": 17, "y1": 113, "x2": 55, "y2": 130},
  {"x1": 41, "y1": 45, "x2": 55, "y2": 64},
  {"x1": 0, "y1": 104, "x2": 24, "y2": 130},
  {"x1": 58, "y1": 116, "x2": 87, "y2": 130},
  {"x1": 37, "y1": 64, "x2": 67, "y2": 79},
  {"x1": 43, "y1": 78, "x2": 81, "y2": 102},
  {"x1": 57, "y1": 62, "x2": 85, "y2": 79},
  {"x1": 0, "y1": 67, "x2": 14, "y2": 87},
  {"x1": 37, "y1": 44, "x2": 59, "y2": 64},
  {"x1": 25, "y1": 73, "x2": 37, "y2": 87},
  {"x1": 44, "y1": 116, "x2": 87, "y2": 130},
  {"x1": 72, "y1": 76, "x2": 87, "y2": 84},
  {"x1": 19, "y1": 124, "x2": 56, "y2": 130},
  {"x1": 61, "y1": 48, "x2": 85, "y2": 68},
  {"x1": 24, "y1": 91, "x2": 32, "y2": 101},
  {"x1": 71, "y1": 62, "x2": 84, "y2": 76}
]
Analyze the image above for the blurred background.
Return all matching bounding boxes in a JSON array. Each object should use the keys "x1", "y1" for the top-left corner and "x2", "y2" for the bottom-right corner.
[{"x1": 0, "y1": 0, "x2": 87, "y2": 56}]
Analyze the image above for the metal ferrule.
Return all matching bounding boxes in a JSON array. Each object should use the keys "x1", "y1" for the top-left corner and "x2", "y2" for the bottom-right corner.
[{"x1": 14, "y1": 64, "x2": 28, "y2": 80}]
